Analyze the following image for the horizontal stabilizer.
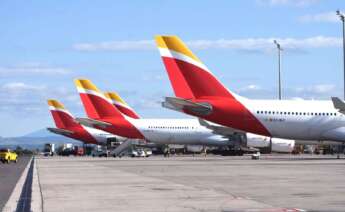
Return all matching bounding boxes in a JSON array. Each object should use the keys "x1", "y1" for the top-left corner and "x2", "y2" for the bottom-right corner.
[
  {"x1": 47, "y1": 128, "x2": 74, "y2": 136},
  {"x1": 162, "y1": 100, "x2": 184, "y2": 113},
  {"x1": 198, "y1": 118, "x2": 245, "y2": 136},
  {"x1": 163, "y1": 97, "x2": 212, "y2": 116},
  {"x1": 332, "y1": 97, "x2": 345, "y2": 113},
  {"x1": 75, "y1": 117, "x2": 112, "y2": 129}
]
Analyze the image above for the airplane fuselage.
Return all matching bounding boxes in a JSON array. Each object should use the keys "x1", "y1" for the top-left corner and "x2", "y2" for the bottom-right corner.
[
  {"x1": 247, "y1": 99, "x2": 345, "y2": 142},
  {"x1": 126, "y1": 118, "x2": 231, "y2": 146},
  {"x1": 200, "y1": 96, "x2": 345, "y2": 142}
]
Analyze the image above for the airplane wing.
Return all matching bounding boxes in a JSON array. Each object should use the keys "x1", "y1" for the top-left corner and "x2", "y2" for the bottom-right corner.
[
  {"x1": 198, "y1": 118, "x2": 246, "y2": 137},
  {"x1": 47, "y1": 128, "x2": 74, "y2": 136},
  {"x1": 162, "y1": 97, "x2": 212, "y2": 116},
  {"x1": 198, "y1": 119, "x2": 259, "y2": 152},
  {"x1": 332, "y1": 97, "x2": 345, "y2": 114},
  {"x1": 75, "y1": 117, "x2": 112, "y2": 129}
]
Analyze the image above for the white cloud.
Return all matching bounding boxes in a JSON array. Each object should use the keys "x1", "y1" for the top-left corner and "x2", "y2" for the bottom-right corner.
[
  {"x1": 0, "y1": 63, "x2": 70, "y2": 77},
  {"x1": 295, "y1": 84, "x2": 336, "y2": 94},
  {"x1": 236, "y1": 83, "x2": 339, "y2": 99},
  {"x1": 257, "y1": 0, "x2": 319, "y2": 7},
  {"x1": 239, "y1": 84, "x2": 263, "y2": 92},
  {"x1": 2, "y1": 82, "x2": 45, "y2": 92},
  {"x1": 142, "y1": 73, "x2": 166, "y2": 81},
  {"x1": 236, "y1": 84, "x2": 275, "y2": 99},
  {"x1": 189, "y1": 36, "x2": 341, "y2": 50},
  {"x1": 0, "y1": 82, "x2": 80, "y2": 117},
  {"x1": 73, "y1": 36, "x2": 341, "y2": 53},
  {"x1": 0, "y1": 82, "x2": 47, "y2": 114},
  {"x1": 299, "y1": 11, "x2": 339, "y2": 23},
  {"x1": 73, "y1": 40, "x2": 153, "y2": 51}
]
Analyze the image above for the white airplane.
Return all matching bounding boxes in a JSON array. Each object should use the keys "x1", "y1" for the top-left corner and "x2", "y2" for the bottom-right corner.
[
  {"x1": 156, "y1": 35, "x2": 345, "y2": 143},
  {"x1": 74, "y1": 79, "x2": 294, "y2": 152},
  {"x1": 47, "y1": 99, "x2": 124, "y2": 145},
  {"x1": 106, "y1": 91, "x2": 295, "y2": 153}
]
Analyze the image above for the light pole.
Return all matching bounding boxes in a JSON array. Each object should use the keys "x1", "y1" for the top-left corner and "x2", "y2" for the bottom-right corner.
[
  {"x1": 336, "y1": 10, "x2": 345, "y2": 100},
  {"x1": 274, "y1": 40, "x2": 282, "y2": 100}
]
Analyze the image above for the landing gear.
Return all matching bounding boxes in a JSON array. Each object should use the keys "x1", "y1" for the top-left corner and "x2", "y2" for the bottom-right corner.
[
  {"x1": 221, "y1": 149, "x2": 244, "y2": 156},
  {"x1": 203, "y1": 146, "x2": 207, "y2": 157},
  {"x1": 163, "y1": 145, "x2": 170, "y2": 157},
  {"x1": 336, "y1": 145, "x2": 341, "y2": 159}
]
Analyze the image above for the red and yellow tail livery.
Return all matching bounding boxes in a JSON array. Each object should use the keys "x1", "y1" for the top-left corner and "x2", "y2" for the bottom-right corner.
[
  {"x1": 75, "y1": 79, "x2": 144, "y2": 139},
  {"x1": 104, "y1": 92, "x2": 140, "y2": 119},
  {"x1": 156, "y1": 35, "x2": 271, "y2": 137},
  {"x1": 48, "y1": 99, "x2": 78, "y2": 129},
  {"x1": 75, "y1": 79, "x2": 123, "y2": 119},
  {"x1": 156, "y1": 35, "x2": 234, "y2": 99},
  {"x1": 47, "y1": 99, "x2": 99, "y2": 144}
]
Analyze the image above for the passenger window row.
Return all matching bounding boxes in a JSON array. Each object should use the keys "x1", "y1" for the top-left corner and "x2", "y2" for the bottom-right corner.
[
  {"x1": 148, "y1": 126, "x2": 194, "y2": 129},
  {"x1": 256, "y1": 111, "x2": 338, "y2": 116}
]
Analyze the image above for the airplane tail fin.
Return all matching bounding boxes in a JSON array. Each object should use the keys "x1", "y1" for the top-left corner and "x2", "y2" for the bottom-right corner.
[
  {"x1": 104, "y1": 92, "x2": 140, "y2": 119},
  {"x1": 155, "y1": 35, "x2": 235, "y2": 99},
  {"x1": 47, "y1": 99, "x2": 79, "y2": 129},
  {"x1": 75, "y1": 79, "x2": 125, "y2": 120}
]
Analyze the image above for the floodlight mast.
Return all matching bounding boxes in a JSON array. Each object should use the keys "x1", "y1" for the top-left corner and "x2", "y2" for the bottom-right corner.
[
  {"x1": 336, "y1": 10, "x2": 345, "y2": 100},
  {"x1": 274, "y1": 40, "x2": 282, "y2": 100}
]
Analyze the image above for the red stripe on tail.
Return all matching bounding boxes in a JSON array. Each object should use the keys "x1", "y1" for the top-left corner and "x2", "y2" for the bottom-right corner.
[
  {"x1": 79, "y1": 93, "x2": 124, "y2": 119},
  {"x1": 162, "y1": 57, "x2": 234, "y2": 99}
]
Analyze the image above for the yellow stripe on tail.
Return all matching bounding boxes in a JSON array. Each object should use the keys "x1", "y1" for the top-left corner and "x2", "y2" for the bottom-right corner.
[
  {"x1": 104, "y1": 92, "x2": 128, "y2": 106},
  {"x1": 155, "y1": 35, "x2": 201, "y2": 63},
  {"x1": 47, "y1": 99, "x2": 65, "y2": 110},
  {"x1": 75, "y1": 79, "x2": 101, "y2": 93}
]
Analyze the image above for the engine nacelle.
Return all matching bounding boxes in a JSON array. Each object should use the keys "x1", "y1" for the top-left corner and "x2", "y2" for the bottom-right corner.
[
  {"x1": 246, "y1": 133, "x2": 295, "y2": 153},
  {"x1": 271, "y1": 138, "x2": 295, "y2": 153}
]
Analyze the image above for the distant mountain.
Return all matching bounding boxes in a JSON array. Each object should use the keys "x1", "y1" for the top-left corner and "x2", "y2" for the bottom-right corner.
[
  {"x1": 23, "y1": 128, "x2": 59, "y2": 138},
  {"x1": 0, "y1": 128, "x2": 82, "y2": 150}
]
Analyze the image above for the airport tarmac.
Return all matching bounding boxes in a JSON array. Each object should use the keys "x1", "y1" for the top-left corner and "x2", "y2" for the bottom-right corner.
[
  {"x1": 0, "y1": 156, "x2": 31, "y2": 211},
  {"x1": 33, "y1": 155, "x2": 345, "y2": 212}
]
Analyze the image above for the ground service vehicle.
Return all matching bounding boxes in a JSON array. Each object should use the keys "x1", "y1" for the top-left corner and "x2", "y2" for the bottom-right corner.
[
  {"x1": 131, "y1": 149, "x2": 152, "y2": 157},
  {"x1": 43, "y1": 143, "x2": 55, "y2": 156},
  {"x1": 0, "y1": 149, "x2": 18, "y2": 163},
  {"x1": 91, "y1": 149, "x2": 108, "y2": 157},
  {"x1": 73, "y1": 146, "x2": 85, "y2": 156}
]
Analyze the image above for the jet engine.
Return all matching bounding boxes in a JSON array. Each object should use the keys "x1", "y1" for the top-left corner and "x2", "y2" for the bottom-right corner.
[
  {"x1": 246, "y1": 133, "x2": 295, "y2": 153},
  {"x1": 271, "y1": 138, "x2": 295, "y2": 153}
]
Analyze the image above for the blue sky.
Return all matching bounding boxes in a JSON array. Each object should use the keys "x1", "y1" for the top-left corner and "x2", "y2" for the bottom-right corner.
[{"x1": 0, "y1": 0, "x2": 344, "y2": 136}]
